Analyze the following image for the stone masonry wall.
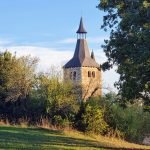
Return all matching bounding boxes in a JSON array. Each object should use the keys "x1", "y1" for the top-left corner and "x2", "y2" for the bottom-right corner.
[
  {"x1": 81, "y1": 67, "x2": 102, "y2": 100},
  {"x1": 63, "y1": 67, "x2": 81, "y2": 84},
  {"x1": 63, "y1": 67, "x2": 102, "y2": 100}
]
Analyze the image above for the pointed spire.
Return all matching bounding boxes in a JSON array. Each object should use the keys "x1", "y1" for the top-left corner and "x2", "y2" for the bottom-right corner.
[
  {"x1": 91, "y1": 50, "x2": 95, "y2": 60},
  {"x1": 76, "y1": 17, "x2": 87, "y2": 34},
  {"x1": 64, "y1": 18, "x2": 99, "y2": 69}
]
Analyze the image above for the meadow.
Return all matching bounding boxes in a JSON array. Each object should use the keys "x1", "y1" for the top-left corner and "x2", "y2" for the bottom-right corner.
[{"x1": 0, "y1": 126, "x2": 149, "y2": 150}]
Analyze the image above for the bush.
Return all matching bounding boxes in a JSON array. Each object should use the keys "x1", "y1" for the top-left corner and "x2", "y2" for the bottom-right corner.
[
  {"x1": 95, "y1": 93, "x2": 150, "y2": 142},
  {"x1": 75, "y1": 99, "x2": 108, "y2": 135},
  {"x1": 53, "y1": 115, "x2": 70, "y2": 128}
]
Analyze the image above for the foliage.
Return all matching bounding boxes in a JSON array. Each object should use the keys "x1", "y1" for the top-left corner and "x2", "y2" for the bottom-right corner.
[
  {"x1": 34, "y1": 70, "x2": 79, "y2": 126},
  {"x1": 110, "y1": 104, "x2": 150, "y2": 142},
  {"x1": 0, "y1": 51, "x2": 38, "y2": 120},
  {"x1": 100, "y1": 93, "x2": 150, "y2": 142},
  {"x1": 53, "y1": 115, "x2": 70, "y2": 128},
  {"x1": 97, "y1": 0, "x2": 150, "y2": 106},
  {"x1": 0, "y1": 51, "x2": 38, "y2": 102},
  {"x1": 0, "y1": 51, "x2": 79, "y2": 126},
  {"x1": 0, "y1": 50, "x2": 149, "y2": 144},
  {"x1": 75, "y1": 99, "x2": 108, "y2": 134}
]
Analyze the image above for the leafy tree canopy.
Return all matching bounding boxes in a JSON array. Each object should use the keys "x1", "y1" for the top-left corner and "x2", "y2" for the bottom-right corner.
[
  {"x1": 97, "y1": 0, "x2": 150, "y2": 106},
  {"x1": 0, "y1": 51, "x2": 38, "y2": 102}
]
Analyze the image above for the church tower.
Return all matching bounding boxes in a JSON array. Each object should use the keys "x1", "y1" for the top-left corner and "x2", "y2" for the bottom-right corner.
[{"x1": 63, "y1": 18, "x2": 102, "y2": 100}]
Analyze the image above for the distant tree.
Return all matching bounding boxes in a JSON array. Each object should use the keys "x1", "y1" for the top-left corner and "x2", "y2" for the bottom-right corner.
[{"x1": 97, "y1": 0, "x2": 150, "y2": 106}]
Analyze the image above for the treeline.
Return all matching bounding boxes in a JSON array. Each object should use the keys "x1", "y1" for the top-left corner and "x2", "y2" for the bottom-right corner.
[{"x1": 0, "y1": 51, "x2": 149, "y2": 143}]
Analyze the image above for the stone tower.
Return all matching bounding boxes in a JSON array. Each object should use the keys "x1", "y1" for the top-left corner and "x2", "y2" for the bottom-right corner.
[{"x1": 63, "y1": 17, "x2": 102, "y2": 100}]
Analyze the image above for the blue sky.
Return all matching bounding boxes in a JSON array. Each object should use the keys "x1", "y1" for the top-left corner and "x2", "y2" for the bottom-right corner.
[
  {"x1": 0, "y1": 0, "x2": 109, "y2": 48},
  {"x1": 0, "y1": 0, "x2": 119, "y2": 92}
]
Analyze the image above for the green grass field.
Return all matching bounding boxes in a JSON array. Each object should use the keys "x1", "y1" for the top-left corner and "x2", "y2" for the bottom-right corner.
[{"x1": 0, "y1": 126, "x2": 149, "y2": 150}]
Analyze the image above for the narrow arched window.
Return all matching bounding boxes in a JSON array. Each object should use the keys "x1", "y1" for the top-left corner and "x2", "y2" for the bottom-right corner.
[
  {"x1": 88, "y1": 71, "x2": 91, "y2": 77},
  {"x1": 70, "y1": 72, "x2": 72, "y2": 79},
  {"x1": 73, "y1": 71, "x2": 76, "y2": 80},
  {"x1": 92, "y1": 71, "x2": 95, "y2": 78}
]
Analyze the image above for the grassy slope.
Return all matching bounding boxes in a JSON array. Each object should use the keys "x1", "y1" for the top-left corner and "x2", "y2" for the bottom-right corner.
[{"x1": 0, "y1": 126, "x2": 149, "y2": 150}]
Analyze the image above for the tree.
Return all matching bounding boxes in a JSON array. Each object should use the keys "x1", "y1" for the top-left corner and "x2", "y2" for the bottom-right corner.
[
  {"x1": 0, "y1": 51, "x2": 38, "y2": 119},
  {"x1": 97, "y1": 0, "x2": 150, "y2": 106},
  {"x1": 35, "y1": 68, "x2": 79, "y2": 126},
  {"x1": 0, "y1": 51, "x2": 38, "y2": 102}
]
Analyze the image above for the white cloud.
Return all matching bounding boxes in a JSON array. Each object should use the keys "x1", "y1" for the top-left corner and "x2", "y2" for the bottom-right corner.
[
  {"x1": 87, "y1": 36, "x2": 109, "y2": 44},
  {"x1": 58, "y1": 38, "x2": 76, "y2": 44},
  {"x1": 0, "y1": 45, "x2": 119, "y2": 93},
  {"x1": 0, "y1": 46, "x2": 73, "y2": 71},
  {"x1": 94, "y1": 49, "x2": 107, "y2": 64},
  {"x1": 102, "y1": 67, "x2": 119, "y2": 93},
  {"x1": 93, "y1": 49, "x2": 119, "y2": 93},
  {"x1": 0, "y1": 39, "x2": 13, "y2": 46}
]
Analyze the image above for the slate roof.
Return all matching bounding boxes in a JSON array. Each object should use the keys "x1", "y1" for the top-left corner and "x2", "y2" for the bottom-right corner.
[
  {"x1": 76, "y1": 17, "x2": 87, "y2": 34},
  {"x1": 64, "y1": 39, "x2": 99, "y2": 68},
  {"x1": 63, "y1": 18, "x2": 100, "y2": 69}
]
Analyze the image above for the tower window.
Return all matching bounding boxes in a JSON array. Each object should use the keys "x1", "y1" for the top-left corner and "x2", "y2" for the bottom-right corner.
[
  {"x1": 88, "y1": 71, "x2": 91, "y2": 77},
  {"x1": 92, "y1": 71, "x2": 95, "y2": 78},
  {"x1": 73, "y1": 71, "x2": 76, "y2": 80}
]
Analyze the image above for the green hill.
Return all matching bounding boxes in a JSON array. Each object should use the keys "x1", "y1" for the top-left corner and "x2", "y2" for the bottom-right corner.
[{"x1": 0, "y1": 126, "x2": 149, "y2": 150}]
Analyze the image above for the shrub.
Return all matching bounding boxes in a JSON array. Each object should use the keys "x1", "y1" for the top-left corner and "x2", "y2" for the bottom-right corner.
[
  {"x1": 53, "y1": 115, "x2": 70, "y2": 128},
  {"x1": 75, "y1": 100, "x2": 108, "y2": 135},
  {"x1": 96, "y1": 93, "x2": 150, "y2": 142},
  {"x1": 82, "y1": 104, "x2": 108, "y2": 134}
]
